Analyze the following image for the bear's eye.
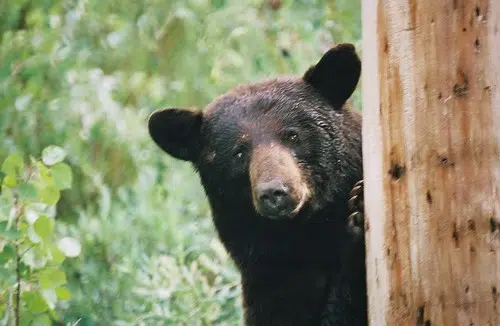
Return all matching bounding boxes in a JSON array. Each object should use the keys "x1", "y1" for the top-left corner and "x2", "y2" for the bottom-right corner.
[
  {"x1": 285, "y1": 130, "x2": 300, "y2": 143},
  {"x1": 233, "y1": 145, "x2": 247, "y2": 159}
]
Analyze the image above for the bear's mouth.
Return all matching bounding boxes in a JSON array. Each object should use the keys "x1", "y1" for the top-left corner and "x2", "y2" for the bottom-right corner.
[
  {"x1": 254, "y1": 185, "x2": 311, "y2": 220},
  {"x1": 289, "y1": 189, "x2": 310, "y2": 217}
]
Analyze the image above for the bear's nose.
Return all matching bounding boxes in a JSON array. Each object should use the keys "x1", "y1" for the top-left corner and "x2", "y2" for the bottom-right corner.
[{"x1": 255, "y1": 180, "x2": 295, "y2": 218}]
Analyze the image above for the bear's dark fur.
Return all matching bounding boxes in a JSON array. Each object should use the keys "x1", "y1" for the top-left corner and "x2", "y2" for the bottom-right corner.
[{"x1": 148, "y1": 43, "x2": 367, "y2": 326}]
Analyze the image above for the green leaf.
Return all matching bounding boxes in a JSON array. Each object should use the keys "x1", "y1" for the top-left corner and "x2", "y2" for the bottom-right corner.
[
  {"x1": 55, "y1": 286, "x2": 71, "y2": 300},
  {"x1": 38, "y1": 267, "x2": 67, "y2": 289},
  {"x1": 41, "y1": 146, "x2": 66, "y2": 166},
  {"x1": 49, "y1": 245, "x2": 65, "y2": 264},
  {"x1": 3, "y1": 175, "x2": 18, "y2": 187},
  {"x1": 36, "y1": 162, "x2": 52, "y2": 183},
  {"x1": 34, "y1": 215, "x2": 54, "y2": 242},
  {"x1": 24, "y1": 291, "x2": 49, "y2": 313},
  {"x1": 0, "y1": 243, "x2": 16, "y2": 264},
  {"x1": 58, "y1": 237, "x2": 81, "y2": 257},
  {"x1": 1, "y1": 153, "x2": 23, "y2": 176},
  {"x1": 51, "y1": 163, "x2": 72, "y2": 190},
  {"x1": 31, "y1": 313, "x2": 51, "y2": 326},
  {"x1": 18, "y1": 183, "x2": 38, "y2": 201},
  {"x1": 0, "y1": 221, "x2": 21, "y2": 240},
  {"x1": 48, "y1": 306, "x2": 59, "y2": 320},
  {"x1": 39, "y1": 186, "x2": 60, "y2": 205}
]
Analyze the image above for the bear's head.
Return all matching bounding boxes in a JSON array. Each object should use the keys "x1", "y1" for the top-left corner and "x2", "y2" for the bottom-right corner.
[{"x1": 148, "y1": 43, "x2": 362, "y2": 224}]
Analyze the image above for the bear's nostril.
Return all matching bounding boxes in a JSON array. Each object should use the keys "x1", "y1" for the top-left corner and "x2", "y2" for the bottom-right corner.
[
  {"x1": 272, "y1": 188, "x2": 287, "y2": 199},
  {"x1": 260, "y1": 193, "x2": 271, "y2": 202},
  {"x1": 256, "y1": 181, "x2": 293, "y2": 217}
]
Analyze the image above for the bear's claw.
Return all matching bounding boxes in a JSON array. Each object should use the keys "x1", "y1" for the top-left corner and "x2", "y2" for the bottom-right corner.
[{"x1": 347, "y1": 180, "x2": 364, "y2": 236}]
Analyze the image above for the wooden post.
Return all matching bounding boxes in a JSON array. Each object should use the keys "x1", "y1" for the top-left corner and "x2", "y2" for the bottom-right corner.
[{"x1": 362, "y1": 0, "x2": 500, "y2": 325}]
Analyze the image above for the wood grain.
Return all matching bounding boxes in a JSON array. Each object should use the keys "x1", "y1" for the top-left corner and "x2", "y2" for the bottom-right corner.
[{"x1": 362, "y1": 0, "x2": 500, "y2": 325}]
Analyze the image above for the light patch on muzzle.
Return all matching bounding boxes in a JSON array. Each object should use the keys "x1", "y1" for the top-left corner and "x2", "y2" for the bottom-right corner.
[{"x1": 249, "y1": 144, "x2": 311, "y2": 219}]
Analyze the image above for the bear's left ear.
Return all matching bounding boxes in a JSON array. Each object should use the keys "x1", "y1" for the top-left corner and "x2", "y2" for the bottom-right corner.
[
  {"x1": 148, "y1": 108, "x2": 203, "y2": 161},
  {"x1": 303, "y1": 43, "x2": 361, "y2": 109}
]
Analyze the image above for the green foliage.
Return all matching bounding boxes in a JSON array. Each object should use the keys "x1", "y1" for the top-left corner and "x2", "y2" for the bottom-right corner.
[
  {"x1": 0, "y1": 148, "x2": 80, "y2": 325},
  {"x1": 1, "y1": 0, "x2": 360, "y2": 324}
]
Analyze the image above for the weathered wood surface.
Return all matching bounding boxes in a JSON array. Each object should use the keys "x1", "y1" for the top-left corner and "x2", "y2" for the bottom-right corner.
[{"x1": 362, "y1": 0, "x2": 500, "y2": 325}]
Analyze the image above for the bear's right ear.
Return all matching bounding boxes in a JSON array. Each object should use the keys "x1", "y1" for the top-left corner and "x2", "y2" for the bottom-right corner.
[
  {"x1": 303, "y1": 43, "x2": 361, "y2": 109},
  {"x1": 148, "y1": 108, "x2": 203, "y2": 161}
]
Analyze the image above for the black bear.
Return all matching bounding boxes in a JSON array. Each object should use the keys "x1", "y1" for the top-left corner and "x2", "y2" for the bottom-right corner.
[{"x1": 148, "y1": 43, "x2": 367, "y2": 326}]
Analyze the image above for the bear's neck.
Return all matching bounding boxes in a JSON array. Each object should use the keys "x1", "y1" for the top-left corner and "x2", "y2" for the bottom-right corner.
[
  {"x1": 210, "y1": 203, "x2": 366, "y2": 325},
  {"x1": 212, "y1": 204, "x2": 353, "y2": 267}
]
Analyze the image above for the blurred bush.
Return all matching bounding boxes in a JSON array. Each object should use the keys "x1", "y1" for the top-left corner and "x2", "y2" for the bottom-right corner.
[{"x1": 0, "y1": 0, "x2": 360, "y2": 324}]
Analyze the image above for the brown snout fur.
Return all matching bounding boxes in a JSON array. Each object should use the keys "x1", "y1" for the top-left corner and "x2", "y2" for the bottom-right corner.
[{"x1": 249, "y1": 144, "x2": 311, "y2": 217}]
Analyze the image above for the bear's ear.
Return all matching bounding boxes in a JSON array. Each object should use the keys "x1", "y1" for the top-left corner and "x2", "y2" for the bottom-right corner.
[
  {"x1": 148, "y1": 108, "x2": 203, "y2": 161},
  {"x1": 303, "y1": 43, "x2": 361, "y2": 109}
]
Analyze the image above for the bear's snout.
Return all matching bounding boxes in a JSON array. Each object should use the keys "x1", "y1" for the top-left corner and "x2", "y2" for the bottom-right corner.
[
  {"x1": 250, "y1": 144, "x2": 310, "y2": 219},
  {"x1": 255, "y1": 180, "x2": 296, "y2": 219}
]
